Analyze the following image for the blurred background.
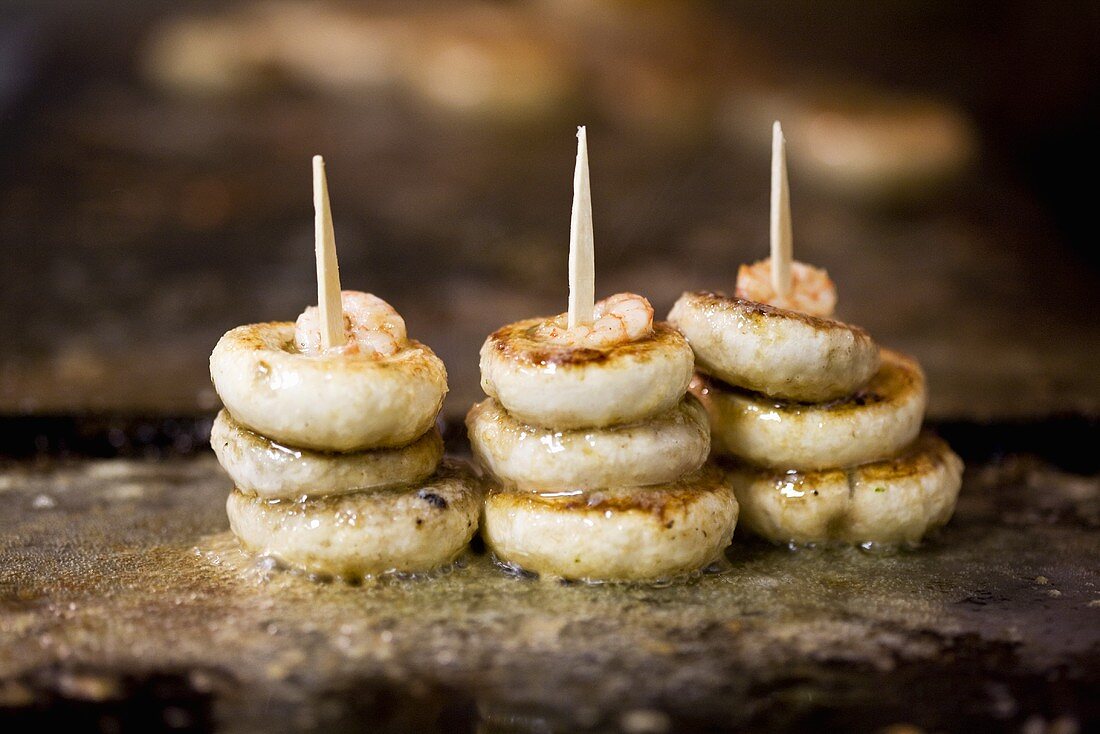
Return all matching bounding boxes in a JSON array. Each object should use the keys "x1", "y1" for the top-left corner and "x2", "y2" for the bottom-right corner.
[{"x1": 0, "y1": 0, "x2": 1097, "y2": 421}]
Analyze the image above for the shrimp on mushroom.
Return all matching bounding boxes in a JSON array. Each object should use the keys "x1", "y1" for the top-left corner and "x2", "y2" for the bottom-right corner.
[
  {"x1": 734, "y1": 258, "x2": 837, "y2": 318},
  {"x1": 669, "y1": 123, "x2": 878, "y2": 402},
  {"x1": 294, "y1": 291, "x2": 407, "y2": 357},
  {"x1": 669, "y1": 290, "x2": 879, "y2": 403},
  {"x1": 479, "y1": 293, "x2": 693, "y2": 429},
  {"x1": 210, "y1": 314, "x2": 446, "y2": 452},
  {"x1": 537, "y1": 292, "x2": 654, "y2": 348},
  {"x1": 469, "y1": 127, "x2": 738, "y2": 583},
  {"x1": 208, "y1": 155, "x2": 479, "y2": 581}
]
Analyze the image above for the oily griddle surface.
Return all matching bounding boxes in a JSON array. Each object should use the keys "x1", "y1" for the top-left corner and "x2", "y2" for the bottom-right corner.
[{"x1": 0, "y1": 434, "x2": 1097, "y2": 732}]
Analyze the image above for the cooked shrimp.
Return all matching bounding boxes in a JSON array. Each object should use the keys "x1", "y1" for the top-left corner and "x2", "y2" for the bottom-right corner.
[
  {"x1": 537, "y1": 292, "x2": 654, "y2": 348},
  {"x1": 735, "y1": 259, "x2": 837, "y2": 317},
  {"x1": 294, "y1": 290, "x2": 407, "y2": 357}
]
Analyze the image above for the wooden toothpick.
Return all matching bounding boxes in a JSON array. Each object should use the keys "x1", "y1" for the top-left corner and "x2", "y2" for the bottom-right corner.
[
  {"x1": 568, "y1": 126, "x2": 595, "y2": 329},
  {"x1": 313, "y1": 155, "x2": 345, "y2": 349},
  {"x1": 770, "y1": 121, "x2": 793, "y2": 297}
]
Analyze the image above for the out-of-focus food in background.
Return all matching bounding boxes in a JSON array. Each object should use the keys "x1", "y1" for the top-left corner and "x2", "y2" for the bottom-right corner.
[
  {"x1": 723, "y1": 84, "x2": 976, "y2": 204},
  {"x1": 143, "y1": 2, "x2": 581, "y2": 122},
  {"x1": 143, "y1": 0, "x2": 977, "y2": 200},
  {"x1": 0, "y1": 0, "x2": 1096, "y2": 419}
]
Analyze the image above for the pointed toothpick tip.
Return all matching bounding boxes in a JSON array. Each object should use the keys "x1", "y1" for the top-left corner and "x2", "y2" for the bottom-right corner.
[
  {"x1": 313, "y1": 154, "x2": 345, "y2": 348},
  {"x1": 568, "y1": 124, "x2": 595, "y2": 329},
  {"x1": 770, "y1": 122, "x2": 793, "y2": 297}
]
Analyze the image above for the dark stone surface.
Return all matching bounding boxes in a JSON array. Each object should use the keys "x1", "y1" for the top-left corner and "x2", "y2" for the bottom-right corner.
[{"x1": 0, "y1": 434, "x2": 1097, "y2": 732}]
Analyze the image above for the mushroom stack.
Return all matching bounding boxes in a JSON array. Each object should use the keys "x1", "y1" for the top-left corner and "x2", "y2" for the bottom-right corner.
[
  {"x1": 468, "y1": 128, "x2": 739, "y2": 582},
  {"x1": 208, "y1": 157, "x2": 481, "y2": 579},
  {"x1": 669, "y1": 125, "x2": 963, "y2": 547}
]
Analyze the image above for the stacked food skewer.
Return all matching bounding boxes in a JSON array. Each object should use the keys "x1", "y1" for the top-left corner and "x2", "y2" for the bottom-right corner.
[
  {"x1": 207, "y1": 126, "x2": 963, "y2": 583},
  {"x1": 670, "y1": 124, "x2": 963, "y2": 547},
  {"x1": 209, "y1": 157, "x2": 481, "y2": 580},
  {"x1": 469, "y1": 128, "x2": 739, "y2": 583}
]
